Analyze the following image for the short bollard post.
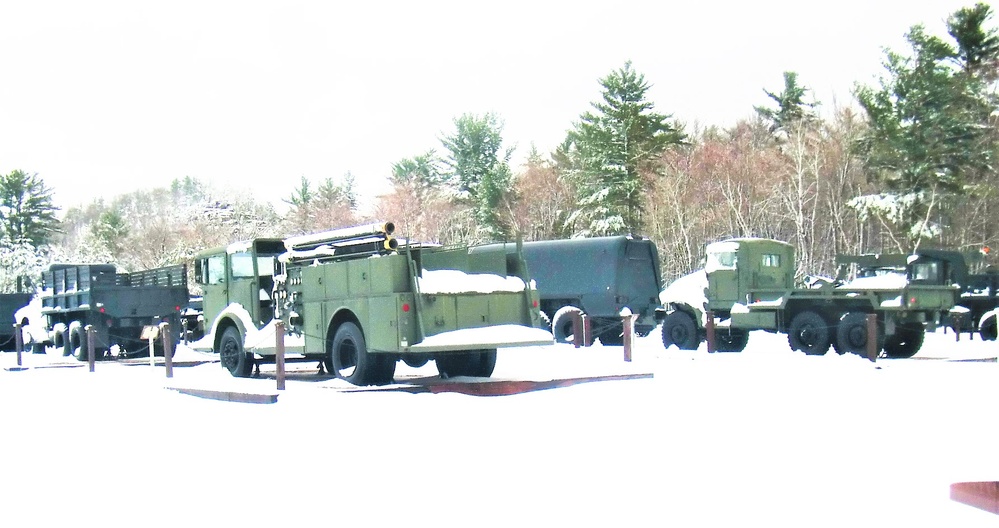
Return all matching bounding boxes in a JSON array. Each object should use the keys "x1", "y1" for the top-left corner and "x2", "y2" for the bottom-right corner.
[
  {"x1": 582, "y1": 314, "x2": 593, "y2": 347},
  {"x1": 86, "y1": 325, "x2": 96, "y2": 372},
  {"x1": 275, "y1": 320, "x2": 286, "y2": 391},
  {"x1": 705, "y1": 311, "x2": 716, "y2": 353},
  {"x1": 14, "y1": 323, "x2": 23, "y2": 367},
  {"x1": 572, "y1": 312, "x2": 582, "y2": 349},
  {"x1": 622, "y1": 311, "x2": 635, "y2": 362},
  {"x1": 161, "y1": 322, "x2": 173, "y2": 379},
  {"x1": 865, "y1": 314, "x2": 877, "y2": 363},
  {"x1": 181, "y1": 318, "x2": 189, "y2": 346},
  {"x1": 954, "y1": 313, "x2": 963, "y2": 342}
]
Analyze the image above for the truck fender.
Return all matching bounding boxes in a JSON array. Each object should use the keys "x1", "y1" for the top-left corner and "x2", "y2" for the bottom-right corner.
[{"x1": 206, "y1": 303, "x2": 255, "y2": 351}]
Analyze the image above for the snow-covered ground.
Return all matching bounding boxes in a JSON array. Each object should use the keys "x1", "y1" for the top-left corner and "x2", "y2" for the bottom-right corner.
[{"x1": 1, "y1": 328, "x2": 997, "y2": 527}]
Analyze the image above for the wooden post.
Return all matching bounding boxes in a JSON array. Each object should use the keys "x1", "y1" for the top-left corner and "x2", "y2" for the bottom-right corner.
[
  {"x1": 866, "y1": 314, "x2": 877, "y2": 363},
  {"x1": 275, "y1": 320, "x2": 286, "y2": 391},
  {"x1": 161, "y1": 322, "x2": 173, "y2": 379},
  {"x1": 705, "y1": 311, "x2": 716, "y2": 354},
  {"x1": 86, "y1": 325, "x2": 96, "y2": 372},
  {"x1": 582, "y1": 314, "x2": 593, "y2": 347},
  {"x1": 14, "y1": 323, "x2": 23, "y2": 367},
  {"x1": 954, "y1": 313, "x2": 962, "y2": 342},
  {"x1": 622, "y1": 313, "x2": 635, "y2": 362},
  {"x1": 572, "y1": 312, "x2": 582, "y2": 349}
]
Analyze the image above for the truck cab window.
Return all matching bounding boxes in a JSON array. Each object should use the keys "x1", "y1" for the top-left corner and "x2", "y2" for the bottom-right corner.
[
  {"x1": 231, "y1": 252, "x2": 256, "y2": 278},
  {"x1": 208, "y1": 255, "x2": 225, "y2": 284},
  {"x1": 911, "y1": 261, "x2": 941, "y2": 283},
  {"x1": 706, "y1": 250, "x2": 737, "y2": 272},
  {"x1": 762, "y1": 254, "x2": 781, "y2": 267}
]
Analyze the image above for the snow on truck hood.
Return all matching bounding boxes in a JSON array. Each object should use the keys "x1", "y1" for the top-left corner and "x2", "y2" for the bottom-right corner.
[{"x1": 659, "y1": 269, "x2": 708, "y2": 308}]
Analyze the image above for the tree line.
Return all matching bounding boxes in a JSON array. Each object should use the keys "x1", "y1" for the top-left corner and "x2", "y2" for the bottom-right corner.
[{"x1": 3, "y1": 2, "x2": 998, "y2": 293}]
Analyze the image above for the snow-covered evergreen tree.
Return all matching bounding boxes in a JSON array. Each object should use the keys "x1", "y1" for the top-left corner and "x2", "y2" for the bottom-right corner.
[{"x1": 566, "y1": 61, "x2": 686, "y2": 236}]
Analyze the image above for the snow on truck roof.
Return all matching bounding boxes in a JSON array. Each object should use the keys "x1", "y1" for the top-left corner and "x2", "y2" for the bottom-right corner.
[{"x1": 706, "y1": 238, "x2": 793, "y2": 252}]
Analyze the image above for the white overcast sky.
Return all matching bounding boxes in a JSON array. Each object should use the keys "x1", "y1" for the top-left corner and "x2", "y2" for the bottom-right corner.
[{"x1": 0, "y1": 0, "x2": 977, "y2": 214}]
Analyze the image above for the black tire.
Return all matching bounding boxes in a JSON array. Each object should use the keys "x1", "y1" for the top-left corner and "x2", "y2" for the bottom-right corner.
[
  {"x1": 70, "y1": 323, "x2": 88, "y2": 361},
  {"x1": 219, "y1": 326, "x2": 253, "y2": 378},
  {"x1": 60, "y1": 324, "x2": 74, "y2": 357},
  {"x1": 437, "y1": 349, "x2": 497, "y2": 378},
  {"x1": 538, "y1": 310, "x2": 552, "y2": 332},
  {"x1": 715, "y1": 328, "x2": 749, "y2": 352},
  {"x1": 551, "y1": 306, "x2": 584, "y2": 343},
  {"x1": 882, "y1": 322, "x2": 924, "y2": 359},
  {"x1": 787, "y1": 311, "x2": 830, "y2": 355},
  {"x1": 980, "y1": 314, "x2": 998, "y2": 341},
  {"x1": 330, "y1": 322, "x2": 394, "y2": 386},
  {"x1": 832, "y1": 312, "x2": 883, "y2": 357},
  {"x1": 401, "y1": 354, "x2": 430, "y2": 368},
  {"x1": 661, "y1": 311, "x2": 699, "y2": 350}
]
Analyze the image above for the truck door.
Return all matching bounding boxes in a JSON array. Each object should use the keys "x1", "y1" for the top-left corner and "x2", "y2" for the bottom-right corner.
[
  {"x1": 229, "y1": 251, "x2": 263, "y2": 325},
  {"x1": 200, "y1": 254, "x2": 228, "y2": 330},
  {"x1": 705, "y1": 242, "x2": 740, "y2": 308}
]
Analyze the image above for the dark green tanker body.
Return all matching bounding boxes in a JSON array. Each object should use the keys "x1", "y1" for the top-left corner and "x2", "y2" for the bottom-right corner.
[{"x1": 470, "y1": 236, "x2": 663, "y2": 345}]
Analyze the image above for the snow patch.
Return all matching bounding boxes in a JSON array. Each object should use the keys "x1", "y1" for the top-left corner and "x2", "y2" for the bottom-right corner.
[{"x1": 418, "y1": 269, "x2": 532, "y2": 294}]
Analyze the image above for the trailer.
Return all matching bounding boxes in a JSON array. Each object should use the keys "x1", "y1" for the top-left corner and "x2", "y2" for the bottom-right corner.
[
  {"x1": 659, "y1": 238, "x2": 959, "y2": 358},
  {"x1": 192, "y1": 222, "x2": 552, "y2": 385},
  {"x1": 37, "y1": 263, "x2": 188, "y2": 359},
  {"x1": 469, "y1": 236, "x2": 663, "y2": 345}
]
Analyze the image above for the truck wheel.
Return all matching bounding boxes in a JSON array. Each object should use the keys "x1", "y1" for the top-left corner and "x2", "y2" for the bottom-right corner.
[
  {"x1": 715, "y1": 329, "x2": 749, "y2": 352},
  {"x1": 330, "y1": 322, "x2": 395, "y2": 386},
  {"x1": 68, "y1": 321, "x2": 84, "y2": 360},
  {"x1": 551, "y1": 306, "x2": 584, "y2": 343},
  {"x1": 60, "y1": 324, "x2": 75, "y2": 357},
  {"x1": 882, "y1": 322, "x2": 924, "y2": 359},
  {"x1": 437, "y1": 349, "x2": 497, "y2": 378},
  {"x1": 70, "y1": 322, "x2": 89, "y2": 361},
  {"x1": 788, "y1": 311, "x2": 830, "y2": 355},
  {"x1": 662, "y1": 311, "x2": 699, "y2": 350},
  {"x1": 538, "y1": 310, "x2": 552, "y2": 332},
  {"x1": 980, "y1": 314, "x2": 998, "y2": 341},
  {"x1": 220, "y1": 326, "x2": 253, "y2": 378},
  {"x1": 832, "y1": 312, "x2": 883, "y2": 356}
]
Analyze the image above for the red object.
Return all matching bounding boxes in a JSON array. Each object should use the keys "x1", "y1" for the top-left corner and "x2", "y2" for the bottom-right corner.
[
  {"x1": 402, "y1": 303, "x2": 410, "y2": 312},
  {"x1": 951, "y1": 482, "x2": 999, "y2": 515}
]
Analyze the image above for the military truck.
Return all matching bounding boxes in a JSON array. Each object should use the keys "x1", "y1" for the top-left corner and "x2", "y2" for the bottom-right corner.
[
  {"x1": 1, "y1": 293, "x2": 33, "y2": 350},
  {"x1": 658, "y1": 238, "x2": 959, "y2": 358},
  {"x1": 36, "y1": 263, "x2": 188, "y2": 359},
  {"x1": 470, "y1": 236, "x2": 663, "y2": 345},
  {"x1": 192, "y1": 222, "x2": 552, "y2": 385}
]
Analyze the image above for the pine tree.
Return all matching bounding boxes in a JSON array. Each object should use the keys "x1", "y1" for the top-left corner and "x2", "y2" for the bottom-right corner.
[
  {"x1": 755, "y1": 71, "x2": 819, "y2": 136},
  {"x1": 440, "y1": 113, "x2": 514, "y2": 240},
  {"x1": 853, "y1": 7, "x2": 998, "y2": 250},
  {"x1": 567, "y1": 61, "x2": 686, "y2": 236},
  {"x1": 0, "y1": 170, "x2": 59, "y2": 246}
]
